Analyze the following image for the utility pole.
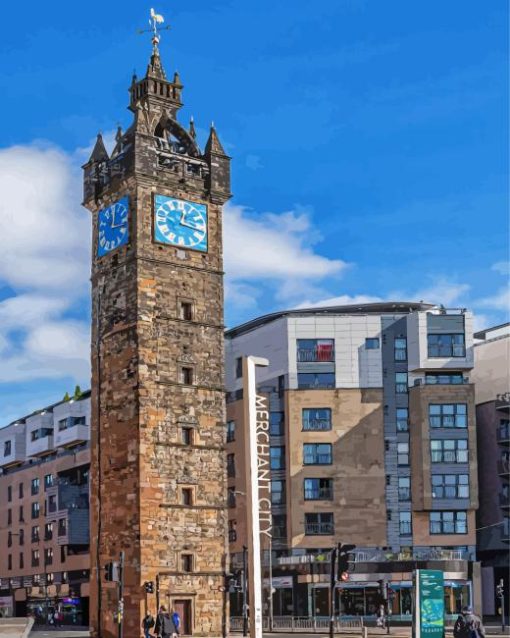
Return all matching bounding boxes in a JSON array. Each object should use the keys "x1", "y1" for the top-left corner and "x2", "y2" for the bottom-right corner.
[
  {"x1": 118, "y1": 551, "x2": 124, "y2": 638},
  {"x1": 242, "y1": 546, "x2": 248, "y2": 636},
  {"x1": 329, "y1": 546, "x2": 338, "y2": 638},
  {"x1": 156, "y1": 574, "x2": 160, "y2": 614},
  {"x1": 385, "y1": 582, "x2": 391, "y2": 635}
]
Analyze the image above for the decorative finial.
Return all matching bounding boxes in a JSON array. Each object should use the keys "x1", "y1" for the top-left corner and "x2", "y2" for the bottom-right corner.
[{"x1": 189, "y1": 116, "x2": 196, "y2": 139}]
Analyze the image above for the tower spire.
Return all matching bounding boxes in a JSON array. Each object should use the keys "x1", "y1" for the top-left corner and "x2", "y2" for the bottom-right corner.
[{"x1": 138, "y1": 8, "x2": 170, "y2": 79}]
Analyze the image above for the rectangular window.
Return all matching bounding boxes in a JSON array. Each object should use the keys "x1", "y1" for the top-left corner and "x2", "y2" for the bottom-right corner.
[
  {"x1": 235, "y1": 357, "x2": 243, "y2": 378},
  {"x1": 44, "y1": 474, "x2": 53, "y2": 490},
  {"x1": 19, "y1": 552, "x2": 24, "y2": 569},
  {"x1": 397, "y1": 442, "x2": 409, "y2": 466},
  {"x1": 4, "y1": 440, "x2": 12, "y2": 456},
  {"x1": 398, "y1": 477, "x2": 411, "y2": 501},
  {"x1": 44, "y1": 547, "x2": 53, "y2": 566},
  {"x1": 31, "y1": 428, "x2": 53, "y2": 442},
  {"x1": 304, "y1": 478, "x2": 333, "y2": 500},
  {"x1": 7, "y1": 508, "x2": 12, "y2": 525},
  {"x1": 19, "y1": 505, "x2": 24, "y2": 522},
  {"x1": 366, "y1": 337, "x2": 380, "y2": 350},
  {"x1": 227, "y1": 454, "x2": 236, "y2": 478},
  {"x1": 270, "y1": 446, "x2": 285, "y2": 470},
  {"x1": 303, "y1": 443, "x2": 332, "y2": 465},
  {"x1": 31, "y1": 478, "x2": 40, "y2": 495},
  {"x1": 48, "y1": 495, "x2": 57, "y2": 513},
  {"x1": 431, "y1": 474, "x2": 469, "y2": 499},
  {"x1": 58, "y1": 519, "x2": 67, "y2": 537},
  {"x1": 227, "y1": 487, "x2": 236, "y2": 508},
  {"x1": 181, "y1": 488, "x2": 193, "y2": 506},
  {"x1": 8, "y1": 532, "x2": 12, "y2": 547},
  {"x1": 297, "y1": 338, "x2": 335, "y2": 362},
  {"x1": 396, "y1": 408, "x2": 409, "y2": 432},
  {"x1": 297, "y1": 372, "x2": 335, "y2": 389},
  {"x1": 273, "y1": 514, "x2": 287, "y2": 539},
  {"x1": 58, "y1": 418, "x2": 68, "y2": 431},
  {"x1": 430, "y1": 511, "x2": 467, "y2": 534},
  {"x1": 32, "y1": 526, "x2": 40, "y2": 543},
  {"x1": 302, "y1": 408, "x2": 332, "y2": 431},
  {"x1": 395, "y1": 372, "x2": 408, "y2": 394},
  {"x1": 304, "y1": 512, "x2": 334, "y2": 535},
  {"x1": 7, "y1": 485, "x2": 12, "y2": 502},
  {"x1": 394, "y1": 338, "x2": 407, "y2": 361},
  {"x1": 179, "y1": 301, "x2": 193, "y2": 321},
  {"x1": 181, "y1": 427, "x2": 193, "y2": 445},
  {"x1": 31, "y1": 502, "x2": 40, "y2": 519},
  {"x1": 271, "y1": 480, "x2": 286, "y2": 505},
  {"x1": 430, "y1": 439, "x2": 468, "y2": 463},
  {"x1": 19, "y1": 529, "x2": 24, "y2": 546},
  {"x1": 269, "y1": 412, "x2": 285, "y2": 436},
  {"x1": 226, "y1": 420, "x2": 235, "y2": 443},
  {"x1": 179, "y1": 366, "x2": 194, "y2": 385},
  {"x1": 44, "y1": 522, "x2": 53, "y2": 541},
  {"x1": 427, "y1": 333, "x2": 466, "y2": 358},
  {"x1": 7, "y1": 554, "x2": 12, "y2": 571},
  {"x1": 426, "y1": 372, "x2": 464, "y2": 385},
  {"x1": 429, "y1": 404, "x2": 467, "y2": 428},
  {"x1": 19, "y1": 483, "x2": 23, "y2": 499},
  {"x1": 60, "y1": 546, "x2": 66, "y2": 563},
  {"x1": 399, "y1": 512, "x2": 412, "y2": 535},
  {"x1": 31, "y1": 549, "x2": 40, "y2": 567},
  {"x1": 228, "y1": 520, "x2": 237, "y2": 543},
  {"x1": 181, "y1": 554, "x2": 193, "y2": 573}
]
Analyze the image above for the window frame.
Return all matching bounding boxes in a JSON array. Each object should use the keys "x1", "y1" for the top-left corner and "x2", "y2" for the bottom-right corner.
[
  {"x1": 430, "y1": 439, "x2": 468, "y2": 464},
  {"x1": 429, "y1": 510, "x2": 468, "y2": 534},
  {"x1": 399, "y1": 511, "x2": 412, "y2": 536},
  {"x1": 302, "y1": 408, "x2": 332, "y2": 432},
  {"x1": 395, "y1": 372, "x2": 408, "y2": 394},
  {"x1": 427, "y1": 333, "x2": 466, "y2": 358},
  {"x1": 431, "y1": 474, "x2": 470, "y2": 499},
  {"x1": 303, "y1": 443, "x2": 333, "y2": 465},
  {"x1": 394, "y1": 337, "x2": 407, "y2": 361},
  {"x1": 270, "y1": 446, "x2": 285, "y2": 471},
  {"x1": 429, "y1": 403, "x2": 467, "y2": 429},
  {"x1": 365, "y1": 337, "x2": 380, "y2": 350}
]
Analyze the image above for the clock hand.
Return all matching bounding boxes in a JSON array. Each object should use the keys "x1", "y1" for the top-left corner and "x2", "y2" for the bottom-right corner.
[
  {"x1": 110, "y1": 208, "x2": 125, "y2": 229},
  {"x1": 180, "y1": 213, "x2": 203, "y2": 231}
]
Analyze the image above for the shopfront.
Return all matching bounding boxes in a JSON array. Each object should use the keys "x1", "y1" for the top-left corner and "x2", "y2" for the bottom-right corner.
[{"x1": 0, "y1": 595, "x2": 13, "y2": 617}]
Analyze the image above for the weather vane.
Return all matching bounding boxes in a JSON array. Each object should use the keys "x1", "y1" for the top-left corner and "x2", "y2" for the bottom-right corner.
[{"x1": 138, "y1": 8, "x2": 171, "y2": 48}]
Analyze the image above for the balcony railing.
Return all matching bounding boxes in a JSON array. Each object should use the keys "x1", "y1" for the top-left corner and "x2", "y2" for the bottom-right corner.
[
  {"x1": 305, "y1": 522, "x2": 334, "y2": 535},
  {"x1": 304, "y1": 488, "x2": 333, "y2": 500},
  {"x1": 498, "y1": 460, "x2": 510, "y2": 475},
  {"x1": 398, "y1": 487, "x2": 411, "y2": 501},
  {"x1": 297, "y1": 347, "x2": 335, "y2": 363},
  {"x1": 302, "y1": 418, "x2": 331, "y2": 431},
  {"x1": 499, "y1": 493, "x2": 510, "y2": 508},
  {"x1": 497, "y1": 426, "x2": 510, "y2": 443}
]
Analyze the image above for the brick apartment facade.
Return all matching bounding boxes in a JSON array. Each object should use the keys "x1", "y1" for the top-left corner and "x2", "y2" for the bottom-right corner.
[
  {"x1": 0, "y1": 392, "x2": 90, "y2": 622},
  {"x1": 225, "y1": 303, "x2": 481, "y2": 619}
]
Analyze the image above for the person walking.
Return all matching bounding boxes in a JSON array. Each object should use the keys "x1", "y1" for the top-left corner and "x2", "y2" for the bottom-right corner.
[
  {"x1": 155, "y1": 605, "x2": 179, "y2": 638},
  {"x1": 142, "y1": 611, "x2": 155, "y2": 638},
  {"x1": 171, "y1": 609, "x2": 180, "y2": 633},
  {"x1": 454, "y1": 606, "x2": 486, "y2": 638}
]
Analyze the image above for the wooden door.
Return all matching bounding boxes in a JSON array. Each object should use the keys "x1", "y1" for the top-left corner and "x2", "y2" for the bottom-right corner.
[{"x1": 173, "y1": 600, "x2": 192, "y2": 635}]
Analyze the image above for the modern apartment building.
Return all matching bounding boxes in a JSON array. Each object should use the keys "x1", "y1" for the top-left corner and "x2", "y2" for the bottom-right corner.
[
  {"x1": 0, "y1": 392, "x2": 90, "y2": 622},
  {"x1": 225, "y1": 302, "x2": 480, "y2": 619},
  {"x1": 472, "y1": 323, "x2": 510, "y2": 617}
]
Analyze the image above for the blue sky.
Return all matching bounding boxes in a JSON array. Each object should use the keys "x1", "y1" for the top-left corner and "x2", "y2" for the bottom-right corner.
[{"x1": 0, "y1": 1, "x2": 508, "y2": 424}]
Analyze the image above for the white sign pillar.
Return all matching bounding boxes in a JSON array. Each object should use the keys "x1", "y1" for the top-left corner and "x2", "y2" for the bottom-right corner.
[{"x1": 243, "y1": 355, "x2": 269, "y2": 638}]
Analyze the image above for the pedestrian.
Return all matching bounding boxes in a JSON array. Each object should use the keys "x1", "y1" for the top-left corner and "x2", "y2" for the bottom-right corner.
[
  {"x1": 454, "y1": 606, "x2": 486, "y2": 638},
  {"x1": 155, "y1": 605, "x2": 179, "y2": 638},
  {"x1": 376, "y1": 604, "x2": 386, "y2": 629},
  {"x1": 171, "y1": 609, "x2": 180, "y2": 633},
  {"x1": 142, "y1": 611, "x2": 156, "y2": 638}
]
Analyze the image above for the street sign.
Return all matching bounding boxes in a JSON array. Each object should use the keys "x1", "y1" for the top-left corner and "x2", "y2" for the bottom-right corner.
[{"x1": 414, "y1": 569, "x2": 444, "y2": 638}]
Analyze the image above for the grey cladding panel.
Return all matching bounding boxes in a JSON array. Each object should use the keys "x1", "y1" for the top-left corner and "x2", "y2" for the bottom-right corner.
[{"x1": 427, "y1": 315, "x2": 465, "y2": 334}]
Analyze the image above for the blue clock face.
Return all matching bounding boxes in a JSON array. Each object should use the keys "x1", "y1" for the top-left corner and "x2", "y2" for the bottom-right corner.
[
  {"x1": 154, "y1": 195, "x2": 208, "y2": 252},
  {"x1": 97, "y1": 196, "x2": 129, "y2": 257}
]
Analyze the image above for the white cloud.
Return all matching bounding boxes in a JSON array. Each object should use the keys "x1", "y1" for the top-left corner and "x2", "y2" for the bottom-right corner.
[
  {"x1": 476, "y1": 287, "x2": 510, "y2": 312},
  {"x1": 223, "y1": 203, "x2": 347, "y2": 304},
  {"x1": 406, "y1": 279, "x2": 470, "y2": 306},
  {"x1": 491, "y1": 261, "x2": 510, "y2": 276},
  {"x1": 0, "y1": 143, "x2": 91, "y2": 387},
  {"x1": 295, "y1": 293, "x2": 383, "y2": 309}
]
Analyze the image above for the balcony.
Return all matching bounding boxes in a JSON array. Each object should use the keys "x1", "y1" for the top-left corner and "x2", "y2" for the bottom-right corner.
[
  {"x1": 304, "y1": 488, "x2": 333, "y2": 500},
  {"x1": 304, "y1": 522, "x2": 334, "y2": 535},
  {"x1": 498, "y1": 460, "x2": 510, "y2": 476},
  {"x1": 302, "y1": 418, "x2": 332, "y2": 431},
  {"x1": 27, "y1": 429, "x2": 54, "y2": 457},
  {"x1": 497, "y1": 425, "x2": 510, "y2": 444},
  {"x1": 297, "y1": 347, "x2": 335, "y2": 363},
  {"x1": 0, "y1": 434, "x2": 25, "y2": 468},
  {"x1": 499, "y1": 493, "x2": 510, "y2": 509},
  {"x1": 54, "y1": 422, "x2": 89, "y2": 448},
  {"x1": 496, "y1": 392, "x2": 510, "y2": 412}
]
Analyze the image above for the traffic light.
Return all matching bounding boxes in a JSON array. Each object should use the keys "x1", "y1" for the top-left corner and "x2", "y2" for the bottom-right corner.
[
  {"x1": 337, "y1": 543, "x2": 356, "y2": 581},
  {"x1": 144, "y1": 581, "x2": 154, "y2": 594},
  {"x1": 496, "y1": 580, "x2": 504, "y2": 599}
]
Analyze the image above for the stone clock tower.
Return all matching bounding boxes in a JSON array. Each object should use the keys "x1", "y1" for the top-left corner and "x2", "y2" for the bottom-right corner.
[{"x1": 83, "y1": 30, "x2": 230, "y2": 638}]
